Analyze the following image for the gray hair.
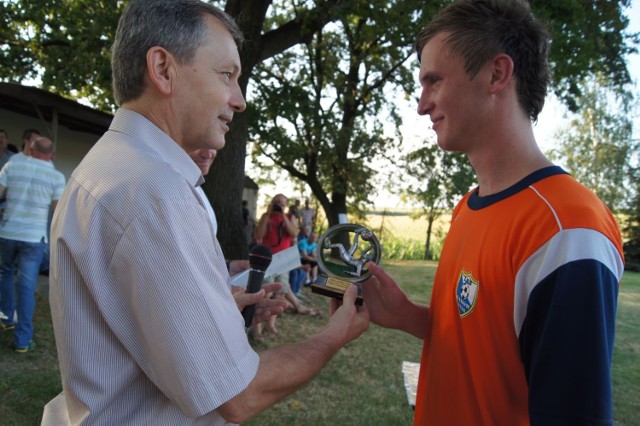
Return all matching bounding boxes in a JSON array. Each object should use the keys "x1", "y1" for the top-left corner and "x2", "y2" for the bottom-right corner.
[{"x1": 111, "y1": 0, "x2": 243, "y2": 105}]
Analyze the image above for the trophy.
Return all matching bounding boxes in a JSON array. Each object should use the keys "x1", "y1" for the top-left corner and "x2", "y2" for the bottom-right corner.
[{"x1": 311, "y1": 224, "x2": 382, "y2": 305}]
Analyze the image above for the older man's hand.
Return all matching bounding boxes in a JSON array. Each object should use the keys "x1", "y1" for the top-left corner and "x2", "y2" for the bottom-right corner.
[{"x1": 232, "y1": 283, "x2": 288, "y2": 325}]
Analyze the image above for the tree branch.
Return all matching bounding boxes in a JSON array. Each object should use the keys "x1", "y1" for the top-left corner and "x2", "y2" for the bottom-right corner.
[{"x1": 259, "y1": 0, "x2": 346, "y2": 61}]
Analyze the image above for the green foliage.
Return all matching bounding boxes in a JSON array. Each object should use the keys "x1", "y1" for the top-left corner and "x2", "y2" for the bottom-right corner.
[
  {"x1": 248, "y1": 0, "x2": 432, "y2": 225},
  {"x1": 0, "y1": 0, "x2": 124, "y2": 111},
  {"x1": 402, "y1": 146, "x2": 475, "y2": 213},
  {"x1": 378, "y1": 233, "x2": 446, "y2": 261},
  {"x1": 1, "y1": 0, "x2": 637, "y2": 258},
  {"x1": 534, "y1": 0, "x2": 638, "y2": 111},
  {"x1": 1, "y1": 0, "x2": 636, "y2": 114},
  {"x1": 547, "y1": 76, "x2": 636, "y2": 212},
  {"x1": 380, "y1": 236, "x2": 425, "y2": 261},
  {"x1": 399, "y1": 145, "x2": 475, "y2": 259},
  {"x1": 623, "y1": 167, "x2": 640, "y2": 271}
]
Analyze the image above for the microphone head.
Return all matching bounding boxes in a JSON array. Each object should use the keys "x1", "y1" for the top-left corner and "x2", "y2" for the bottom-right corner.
[{"x1": 249, "y1": 244, "x2": 272, "y2": 272}]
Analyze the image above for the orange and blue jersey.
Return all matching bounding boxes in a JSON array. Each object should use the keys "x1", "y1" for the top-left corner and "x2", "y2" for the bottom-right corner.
[{"x1": 415, "y1": 166, "x2": 624, "y2": 425}]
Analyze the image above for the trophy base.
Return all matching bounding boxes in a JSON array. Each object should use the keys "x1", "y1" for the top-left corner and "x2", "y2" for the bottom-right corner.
[{"x1": 310, "y1": 275, "x2": 363, "y2": 305}]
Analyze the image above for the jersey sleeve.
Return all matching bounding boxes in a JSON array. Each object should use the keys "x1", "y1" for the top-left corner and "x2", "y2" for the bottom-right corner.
[{"x1": 517, "y1": 229, "x2": 622, "y2": 426}]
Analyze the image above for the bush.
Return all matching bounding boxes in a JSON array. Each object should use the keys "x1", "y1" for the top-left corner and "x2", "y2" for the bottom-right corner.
[{"x1": 380, "y1": 237, "x2": 426, "y2": 261}]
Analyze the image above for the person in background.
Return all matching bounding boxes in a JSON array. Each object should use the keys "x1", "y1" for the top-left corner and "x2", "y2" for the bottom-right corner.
[
  {"x1": 0, "y1": 129, "x2": 14, "y2": 219},
  {"x1": 0, "y1": 137, "x2": 65, "y2": 353},
  {"x1": 254, "y1": 194, "x2": 316, "y2": 337},
  {"x1": 297, "y1": 224, "x2": 310, "y2": 243},
  {"x1": 43, "y1": 1, "x2": 368, "y2": 424},
  {"x1": 362, "y1": 0, "x2": 624, "y2": 425},
  {"x1": 300, "y1": 198, "x2": 315, "y2": 231},
  {"x1": 190, "y1": 147, "x2": 248, "y2": 276},
  {"x1": 9, "y1": 129, "x2": 40, "y2": 163},
  {"x1": 242, "y1": 199, "x2": 253, "y2": 247},
  {"x1": 299, "y1": 231, "x2": 319, "y2": 285},
  {"x1": 288, "y1": 198, "x2": 301, "y2": 225},
  {"x1": 0, "y1": 129, "x2": 14, "y2": 170}
]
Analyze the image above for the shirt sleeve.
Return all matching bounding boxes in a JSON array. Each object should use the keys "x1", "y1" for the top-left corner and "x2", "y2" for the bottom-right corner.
[
  {"x1": 52, "y1": 172, "x2": 66, "y2": 200},
  {"x1": 519, "y1": 258, "x2": 619, "y2": 426},
  {"x1": 107, "y1": 196, "x2": 258, "y2": 417}
]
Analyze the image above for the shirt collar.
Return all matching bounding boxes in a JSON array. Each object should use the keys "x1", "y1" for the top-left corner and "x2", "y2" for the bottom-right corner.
[{"x1": 110, "y1": 108, "x2": 204, "y2": 188}]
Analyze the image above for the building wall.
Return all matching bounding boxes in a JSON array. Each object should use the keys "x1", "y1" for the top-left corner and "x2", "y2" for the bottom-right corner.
[
  {"x1": 0, "y1": 106, "x2": 259, "y2": 229},
  {"x1": 0, "y1": 107, "x2": 101, "y2": 180}
]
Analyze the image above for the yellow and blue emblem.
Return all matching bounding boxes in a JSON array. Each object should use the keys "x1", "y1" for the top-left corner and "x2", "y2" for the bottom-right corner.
[{"x1": 456, "y1": 271, "x2": 479, "y2": 317}]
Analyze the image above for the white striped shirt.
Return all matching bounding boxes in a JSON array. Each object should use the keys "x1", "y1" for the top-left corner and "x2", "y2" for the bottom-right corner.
[
  {"x1": 43, "y1": 108, "x2": 258, "y2": 425},
  {"x1": 0, "y1": 156, "x2": 65, "y2": 243},
  {"x1": 195, "y1": 186, "x2": 218, "y2": 236}
]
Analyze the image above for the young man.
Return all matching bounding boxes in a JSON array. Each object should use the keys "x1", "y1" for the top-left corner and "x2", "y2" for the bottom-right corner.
[
  {"x1": 363, "y1": 1, "x2": 624, "y2": 425},
  {"x1": 43, "y1": 1, "x2": 368, "y2": 424}
]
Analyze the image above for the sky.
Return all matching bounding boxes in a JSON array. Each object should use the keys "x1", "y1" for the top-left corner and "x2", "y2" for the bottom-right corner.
[{"x1": 251, "y1": 3, "x2": 640, "y2": 209}]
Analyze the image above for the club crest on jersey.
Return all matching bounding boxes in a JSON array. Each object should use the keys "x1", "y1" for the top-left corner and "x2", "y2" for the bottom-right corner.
[{"x1": 456, "y1": 271, "x2": 479, "y2": 317}]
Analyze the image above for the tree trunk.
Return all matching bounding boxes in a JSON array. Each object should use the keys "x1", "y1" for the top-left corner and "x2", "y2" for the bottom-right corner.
[
  {"x1": 206, "y1": 112, "x2": 249, "y2": 260},
  {"x1": 424, "y1": 216, "x2": 434, "y2": 260}
]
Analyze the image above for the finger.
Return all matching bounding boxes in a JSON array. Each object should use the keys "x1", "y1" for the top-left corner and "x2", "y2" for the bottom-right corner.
[
  {"x1": 341, "y1": 284, "x2": 358, "y2": 306},
  {"x1": 244, "y1": 289, "x2": 265, "y2": 306},
  {"x1": 355, "y1": 301, "x2": 369, "y2": 318},
  {"x1": 257, "y1": 299, "x2": 288, "y2": 310},
  {"x1": 366, "y1": 263, "x2": 395, "y2": 287},
  {"x1": 330, "y1": 296, "x2": 342, "y2": 316},
  {"x1": 261, "y1": 283, "x2": 282, "y2": 294}
]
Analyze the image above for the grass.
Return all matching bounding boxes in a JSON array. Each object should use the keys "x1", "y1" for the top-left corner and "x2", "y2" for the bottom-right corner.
[
  {"x1": 612, "y1": 271, "x2": 640, "y2": 425},
  {"x1": 1, "y1": 263, "x2": 638, "y2": 425},
  {"x1": 245, "y1": 260, "x2": 435, "y2": 426},
  {"x1": 0, "y1": 289, "x2": 61, "y2": 426}
]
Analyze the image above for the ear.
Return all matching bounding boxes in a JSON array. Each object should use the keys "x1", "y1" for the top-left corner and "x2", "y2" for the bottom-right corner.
[
  {"x1": 489, "y1": 53, "x2": 514, "y2": 94},
  {"x1": 146, "y1": 46, "x2": 176, "y2": 96}
]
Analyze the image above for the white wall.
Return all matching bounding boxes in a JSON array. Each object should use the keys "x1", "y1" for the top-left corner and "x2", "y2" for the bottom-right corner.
[{"x1": 0, "y1": 107, "x2": 102, "y2": 179}]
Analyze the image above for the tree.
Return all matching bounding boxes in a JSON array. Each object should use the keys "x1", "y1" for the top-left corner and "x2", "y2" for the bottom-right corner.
[
  {"x1": 623, "y1": 164, "x2": 640, "y2": 271},
  {"x1": 1, "y1": 0, "x2": 354, "y2": 258},
  {"x1": 547, "y1": 77, "x2": 635, "y2": 212},
  {"x1": 1, "y1": 0, "x2": 637, "y2": 258},
  {"x1": 247, "y1": 0, "x2": 432, "y2": 228},
  {"x1": 532, "y1": 0, "x2": 638, "y2": 111},
  {"x1": 0, "y1": 0, "x2": 123, "y2": 111},
  {"x1": 401, "y1": 145, "x2": 475, "y2": 260}
]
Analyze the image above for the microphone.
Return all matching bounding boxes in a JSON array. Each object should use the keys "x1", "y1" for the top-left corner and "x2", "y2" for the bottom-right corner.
[{"x1": 242, "y1": 244, "x2": 273, "y2": 327}]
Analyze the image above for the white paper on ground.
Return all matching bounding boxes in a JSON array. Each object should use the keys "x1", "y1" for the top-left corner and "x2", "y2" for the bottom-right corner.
[{"x1": 229, "y1": 245, "x2": 302, "y2": 288}]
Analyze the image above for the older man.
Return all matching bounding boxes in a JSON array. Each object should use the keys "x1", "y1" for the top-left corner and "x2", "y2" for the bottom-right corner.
[
  {"x1": 43, "y1": 1, "x2": 368, "y2": 424},
  {"x1": 0, "y1": 137, "x2": 65, "y2": 353}
]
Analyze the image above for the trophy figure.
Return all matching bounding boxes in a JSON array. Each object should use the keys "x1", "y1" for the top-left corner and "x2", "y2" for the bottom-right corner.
[{"x1": 311, "y1": 224, "x2": 382, "y2": 304}]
